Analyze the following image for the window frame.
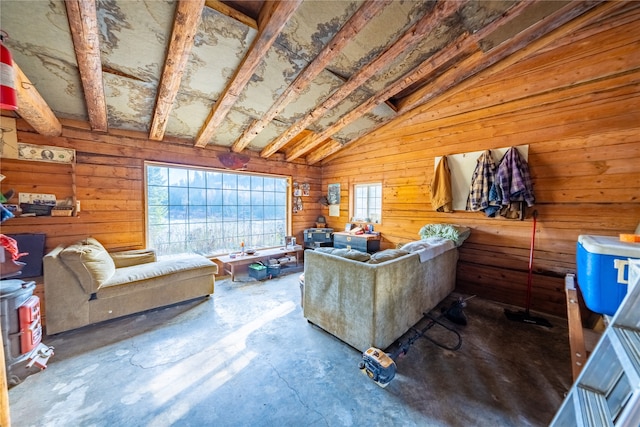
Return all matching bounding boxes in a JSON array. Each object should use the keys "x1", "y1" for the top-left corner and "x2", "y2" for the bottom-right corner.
[
  {"x1": 144, "y1": 161, "x2": 291, "y2": 257},
  {"x1": 351, "y1": 182, "x2": 382, "y2": 224}
]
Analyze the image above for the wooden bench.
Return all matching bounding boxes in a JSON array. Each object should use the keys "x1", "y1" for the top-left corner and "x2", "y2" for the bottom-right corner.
[{"x1": 216, "y1": 247, "x2": 303, "y2": 281}]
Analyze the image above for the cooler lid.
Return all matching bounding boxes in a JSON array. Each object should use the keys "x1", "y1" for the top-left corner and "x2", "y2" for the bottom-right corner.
[{"x1": 578, "y1": 235, "x2": 640, "y2": 258}]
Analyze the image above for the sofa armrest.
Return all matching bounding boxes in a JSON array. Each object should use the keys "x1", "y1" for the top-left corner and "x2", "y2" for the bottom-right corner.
[
  {"x1": 110, "y1": 249, "x2": 157, "y2": 268},
  {"x1": 44, "y1": 245, "x2": 92, "y2": 334}
]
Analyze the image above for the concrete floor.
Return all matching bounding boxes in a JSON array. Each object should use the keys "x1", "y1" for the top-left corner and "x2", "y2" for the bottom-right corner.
[{"x1": 9, "y1": 271, "x2": 573, "y2": 426}]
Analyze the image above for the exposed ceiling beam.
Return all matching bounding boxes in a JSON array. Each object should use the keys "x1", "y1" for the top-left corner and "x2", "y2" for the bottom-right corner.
[
  {"x1": 13, "y1": 61, "x2": 62, "y2": 136},
  {"x1": 261, "y1": 0, "x2": 466, "y2": 160},
  {"x1": 194, "y1": 0, "x2": 302, "y2": 148},
  {"x1": 299, "y1": 0, "x2": 539, "y2": 164},
  {"x1": 230, "y1": 0, "x2": 391, "y2": 153},
  {"x1": 65, "y1": 0, "x2": 108, "y2": 132},
  {"x1": 396, "y1": 0, "x2": 605, "y2": 113},
  {"x1": 149, "y1": 0, "x2": 205, "y2": 141},
  {"x1": 303, "y1": 32, "x2": 477, "y2": 164},
  {"x1": 304, "y1": 0, "x2": 606, "y2": 165},
  {"x1": 205, "y1": 0, "x2": 257, "y2": 30}
]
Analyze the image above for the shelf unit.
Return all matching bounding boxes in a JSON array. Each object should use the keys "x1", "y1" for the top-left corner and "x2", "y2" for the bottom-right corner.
[{"x1": 551, "y1": 259, "x2": 640, "y2": 426}]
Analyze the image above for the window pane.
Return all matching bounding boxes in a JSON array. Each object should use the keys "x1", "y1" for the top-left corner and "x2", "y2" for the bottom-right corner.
[
  {"x1": 237, "y1": 189, "x2": 251, "y2": 206},
  {"x1": 207, "y1": 172, "x2": 223, "y2": 189},
  {"x1": 223, "y1": 205, "x2": 237, "y2": 219},
  {"x1": 146, "y1": 163, "x2": 288, "y2": 256},
  {"x1": 251, "y1": 205, "x2": 264, "y2": 220},
  {"x1": 222, "y1": 190, "x2": 237, "y2": 205},
  {"x1": 189, "y1": 189, "x2": 207, "y2": 206},
  {"x1": 238, "y1": 174, "x2": 251, "y2": 190},
  {"x1": 251, "y1": 175, "x2": 264, "y2": 190},
  {"x1": 170, "y1": 205, "x2": 187, "y2": 221},
  {"x1": 148, "y1": 185, "x2": 168, "y2": 205},
  {"x1": 189, "y1": 170, "x2": 206, "y2": 188},
  {"x1": 148, "y1": 205, "x2": 168, "y2": 225},
  {"x1": 147, "y1": 166, "x2": 168, "y2": 186},
  {"x1": 275, "y1": 179, "x2": 287, "y2": 192},
  {"x1": 275, "y1": 192, "x2": 287, "y2": 206},
  {"x1": 188, "y1": 206, "x2": 206, "y2": 222},
  {"x1": 264, "y1": 205, "x2": 276, "y2": 220},
  {"x1": 207, "y1": 189, "x2": 222, "y2": 205},
  {"x1": 169, "y1": 168, "x2": 188, "y2": 187},
  {"x1": 223, "y1": 174, "x2": 237, "y2": 189},
  {"x1": 263, "y1": 177, "x2": 275, "y2": 191},
  {"x1": 169, "y1": 187, "x2": 188, "y2": 206},
  {"x1": 251, "y1": 191, "x2": 263, "y2": 206},
  {"x1": 238, "y1": 205, "x2": 251, "y2": 221},
  {"x1": 263, "y1": 191, "x2": 275, "y2": 206},
  {"x1": 354, "y1": 183, "x2": 382, "y2": 224},
  {"x1": 207, "y1": 205, "x2": 223, "y2": 221}
]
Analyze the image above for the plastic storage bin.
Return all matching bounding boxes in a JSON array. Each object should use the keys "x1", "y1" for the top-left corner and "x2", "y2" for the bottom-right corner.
[
  {"x1": 577, "y1": 235, "x2": 640, "y2": 316},
  {"x1": 266, "y1": 264, "x2": 281, "y2": 278},
  {"x1": 248, "y1": 263, "x2": 267, "y2": 280}
]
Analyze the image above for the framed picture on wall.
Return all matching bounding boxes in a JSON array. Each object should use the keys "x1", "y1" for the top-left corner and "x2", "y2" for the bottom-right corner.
[
  {"x1": 328, "y1": 183, "x2": 340, "y2": 205},
  {"x1": 17, "y1": 143, "x2": 75, "y2": 163}
]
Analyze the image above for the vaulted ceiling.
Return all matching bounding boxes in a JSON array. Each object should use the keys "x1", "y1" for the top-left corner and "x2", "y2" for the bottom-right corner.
[{"x1": 1, "y1": 0, "x2": 603, "y2": 164}]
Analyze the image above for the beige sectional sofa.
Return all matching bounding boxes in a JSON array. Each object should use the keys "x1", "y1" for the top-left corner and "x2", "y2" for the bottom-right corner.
[
  {"x1": 303, "y1": 243, "x2": 458, "y2": 352},
  {"x1": 44, "y1": 237, "x2": 217, "y2": 334}
]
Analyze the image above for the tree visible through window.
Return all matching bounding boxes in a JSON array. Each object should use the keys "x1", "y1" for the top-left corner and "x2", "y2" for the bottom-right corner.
[
  {"x1": 353, "y1": 183, "x2": 382, "y2": 224},
  {"x1": 146, "y1": 163, "x2": 289, "y2": 256}
]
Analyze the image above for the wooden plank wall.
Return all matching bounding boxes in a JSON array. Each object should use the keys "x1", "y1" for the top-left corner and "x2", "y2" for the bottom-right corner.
[
  {"x1": 320, "y1": 4, "x2": 640, "y2": 317},
  {"x1": 1, "y1": 124, "x2": 322, "y2": 256}
]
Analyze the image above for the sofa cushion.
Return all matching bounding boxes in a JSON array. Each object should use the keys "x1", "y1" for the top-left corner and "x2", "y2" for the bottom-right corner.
[
  {"x1": 331, "y1": 248, "x2": 371, "y2": 262},
  {"x1": 314, "y1": 247, "x2": 337, "y2": 254},
  {"x1": 367, "y1": 249, "x2": 410, "y2": 264},
  {"x1": 98, "y1": 254, "x2": 217, "y2": 297},
  {"x1": 110, "y1": 249, "x2": 157, "y2": 268},
  {"x1": 59, "y1": 238, "x2": 116, "y2": 293},
  {"x1": 312, "y1": 247, "x2": 371, "y2": 262}
]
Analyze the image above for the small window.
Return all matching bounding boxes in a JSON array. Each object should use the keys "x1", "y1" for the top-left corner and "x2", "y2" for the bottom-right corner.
[{"x1": 353, "y1": 183, "x2": 382, "y2": 224}]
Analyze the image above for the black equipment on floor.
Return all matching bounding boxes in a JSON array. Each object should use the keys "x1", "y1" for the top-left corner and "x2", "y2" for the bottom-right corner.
[{"x1": 359, "y1": 305, "x2": 464, "y2": 387}]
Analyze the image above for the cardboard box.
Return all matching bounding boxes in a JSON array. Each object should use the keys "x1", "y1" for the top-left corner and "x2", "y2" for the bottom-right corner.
[{"x1": 577, "y1": 235, "x2": 640, "y2": 316}]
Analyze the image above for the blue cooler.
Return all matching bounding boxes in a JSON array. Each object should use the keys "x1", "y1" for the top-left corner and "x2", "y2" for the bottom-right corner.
[{"x1": 577, "y1": 235, "x2": 640, "y2": 316}]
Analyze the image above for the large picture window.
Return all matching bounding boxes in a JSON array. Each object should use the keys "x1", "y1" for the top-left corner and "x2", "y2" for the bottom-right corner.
[
  {"x1": 146, "y1": 163, "x2": 289, "y2": 256},
  {"x1": 353, "y1": 183, "x2": 382, "y2": 224}
]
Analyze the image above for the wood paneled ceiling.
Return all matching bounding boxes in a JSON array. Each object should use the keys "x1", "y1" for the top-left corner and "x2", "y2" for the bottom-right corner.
[{"x1": 1, "y1": 0, "x2": 605, "y2": 164}]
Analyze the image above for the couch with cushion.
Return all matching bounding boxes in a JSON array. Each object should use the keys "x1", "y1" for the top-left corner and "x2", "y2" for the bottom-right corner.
[
  {"x1": 303, "y1": 236, "x2": 461, "y2": 352},
  {"x1": 44, "y1": 237, "x2": 218, "y2": 334}
]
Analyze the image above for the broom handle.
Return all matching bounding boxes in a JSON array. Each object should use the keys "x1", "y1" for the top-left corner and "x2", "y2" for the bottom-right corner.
[{"x1": 525, "y1": 210, "x2": 538, "y2": 312}]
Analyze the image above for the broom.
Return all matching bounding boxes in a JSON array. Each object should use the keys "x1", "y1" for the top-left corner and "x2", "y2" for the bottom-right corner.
[{"x1": 504, "y1": 210, "x2": 553, "y2": 327}]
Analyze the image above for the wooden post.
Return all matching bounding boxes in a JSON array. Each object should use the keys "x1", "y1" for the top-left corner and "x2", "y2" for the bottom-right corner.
[{"x1": 565, "y1": 274, "x2": 587, "y2": 381}]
